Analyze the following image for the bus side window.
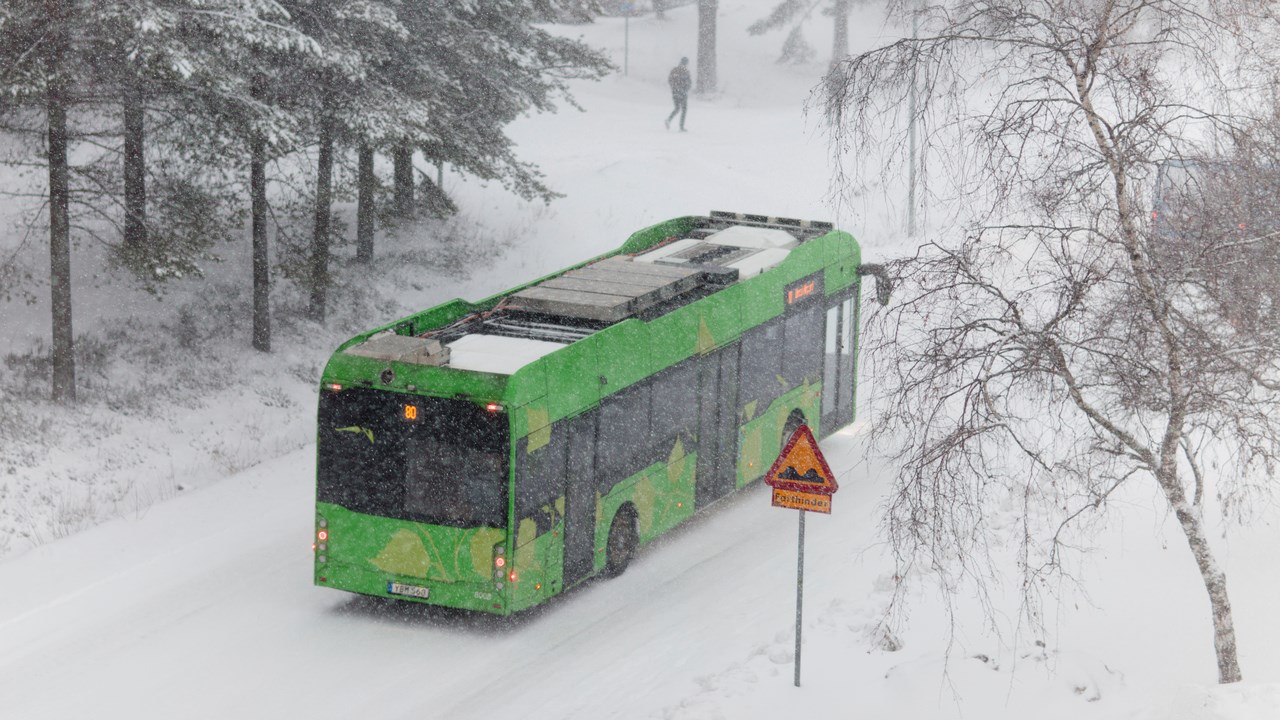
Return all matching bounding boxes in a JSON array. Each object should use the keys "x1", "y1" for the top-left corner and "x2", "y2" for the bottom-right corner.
[
  {"x1": 739, "y1": 318, "x2": 784, "y2": 411},
  {"x1": 597, "y1": 383, "x2": 652, "y2": 488},
  {"x1": 651, "y1": 361, "x2": 697, "y2": 449},
  {"x1": 516, "y1": 429, "x2": 567, "y2": 538},
  {"x1": 782, "y1": 305, "x2": 824, "y2": 387}
]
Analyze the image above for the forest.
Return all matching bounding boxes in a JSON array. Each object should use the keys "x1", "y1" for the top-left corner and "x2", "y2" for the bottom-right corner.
[{"x1": 0, "y1": 0, "x2": 614, "y2": 400}]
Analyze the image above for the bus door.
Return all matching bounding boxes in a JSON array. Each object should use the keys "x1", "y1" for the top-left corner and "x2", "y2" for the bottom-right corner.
[
  {"x1": 563, "y1": 413, "x2": 597, "y2": 587},
  {"x1": 821, "y1": 296, "x2": 858, "y2": 432},
  {"x1": 696, "y1": 344, "x2": 740, "y2": 508}
]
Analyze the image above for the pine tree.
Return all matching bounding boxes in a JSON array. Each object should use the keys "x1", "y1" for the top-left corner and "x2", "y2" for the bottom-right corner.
[
  {"x1": 0, "y1": 0, "x2": 81, "y2": 401},
  {"x1": 325, "y1": 0, "x2": 613, "y2": 263},
  {"x1": 95, "y1": 0, "x2": 320, "y2": 345},
  {"x1": 398, "y1": 1, "x2": 613, "y2": 203},
  {"x1": 270, "y1": 0, "x2": 412, "y2": 322},
  {"x1": 748, "y1": 0, "x2": 851, "y2": 66}
]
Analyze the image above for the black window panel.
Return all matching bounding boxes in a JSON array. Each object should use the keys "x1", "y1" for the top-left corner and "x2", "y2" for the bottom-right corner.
[
  {"x1": 316, "y1": 388, "x2": 509, "y2": 529},
  {"x1": 783, "y1": 305, "x2": 825, "y2": 387},
  {"x1": 739, "y1": 318, "x2": 784, "y2": 411},
  {"x1": 596, "y1": 383, "x2": 652, "y2": 483},
  {"x1": 822, "y1": 304, "x2": 840, "y2": 413},
  {"x1": 565, "y1": 414, "x2": 596, "y2": 481},
  {"x1": 651, "y1": 360, "x2": 698, "y2": 447},
  {"x1": 516, "y1": 432, "x2": 566, "y2": 515},
  {"x1": 515, "y1": 429, "x2": 568, "y2": 533}
]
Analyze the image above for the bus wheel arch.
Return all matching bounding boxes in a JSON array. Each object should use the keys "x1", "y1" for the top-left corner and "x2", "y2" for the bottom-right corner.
[
  {"x1": 604, "y1": 503, "x2": 639, "y2": 578},
  {"x1": 783, "y1": 409, "x2": 807, "y2": 444}
]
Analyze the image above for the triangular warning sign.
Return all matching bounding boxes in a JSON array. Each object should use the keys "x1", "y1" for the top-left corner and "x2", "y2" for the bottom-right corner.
[{"x1": 764, "y1": 424, "x2": 838, "y2": 495}]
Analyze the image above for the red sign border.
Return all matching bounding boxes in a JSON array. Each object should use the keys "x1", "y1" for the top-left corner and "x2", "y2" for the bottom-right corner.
[{"x1": 763, "y1": 424, "x2": 838, "y2": 496}]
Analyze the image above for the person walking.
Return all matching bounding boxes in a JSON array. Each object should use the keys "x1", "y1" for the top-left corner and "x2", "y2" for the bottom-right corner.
[{"x1": 666, "y1": 57, "x2": 691, "y2": 131}]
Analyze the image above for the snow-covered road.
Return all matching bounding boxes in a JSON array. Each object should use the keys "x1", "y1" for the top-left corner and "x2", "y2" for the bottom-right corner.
[{"x1": 0, "y1": 430, "x2": 886, "y2": 720}]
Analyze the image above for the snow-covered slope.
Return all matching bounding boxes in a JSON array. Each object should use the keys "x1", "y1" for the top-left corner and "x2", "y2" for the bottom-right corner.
[{"x1": 2, "y1": 3, "x2": 1279, "y2": 719}]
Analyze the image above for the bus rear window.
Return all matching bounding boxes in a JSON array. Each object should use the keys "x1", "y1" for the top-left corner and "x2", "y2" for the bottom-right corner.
[{"x1": 316, "y1": 388, "x2": 509, "y2": 528}]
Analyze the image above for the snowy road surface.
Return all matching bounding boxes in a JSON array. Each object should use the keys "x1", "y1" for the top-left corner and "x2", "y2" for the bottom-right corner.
[{"x1": 0, "y1": 430, "x2": 883, "y2": 720}]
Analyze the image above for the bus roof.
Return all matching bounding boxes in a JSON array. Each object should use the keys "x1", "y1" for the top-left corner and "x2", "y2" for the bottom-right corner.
[{"x1": 322, "y1": 212, "x2": 857, "y2": 408}]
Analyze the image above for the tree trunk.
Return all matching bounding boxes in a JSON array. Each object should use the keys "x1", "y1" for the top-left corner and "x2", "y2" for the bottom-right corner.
[
  {"x1": 831, "y1": 0, "x2": 850, "y2": 67},
  {"x1": 393, "y1": 144, "x2": 414, "y2": 219},
  {"x1": 696, "y1": 0, "x2": 718, "y2": 94},
  {"x1": 122, "y1": 86, "x2": 146, "y2": 255},
  {"x1": 251, "y1": 130, "x2": 270, "y2": 352},
  {"x1": 47, "y1": 1, "x2": 75, "y2": 403},
  {"x1": 308, "y1": 110, "x2": 335, "y2": 322},
  {"x1": 356, "y1": 145, "x2": 375, "y2": 263},
  {"x1": 1159, "y1": 466, "x2": 1243, "y2": 683}
]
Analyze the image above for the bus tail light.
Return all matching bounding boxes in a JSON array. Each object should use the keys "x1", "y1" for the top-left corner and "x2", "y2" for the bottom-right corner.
[
  {"x1": 317, "y1": 520, "x2": 329, "y2": 563},
  {"x1": 486, "y1": 402, "x2": 503, "y2": 413},
  {"x1": 508, "y1": 570, "x2": 518, "y2": 583},
  {"x1": 493, "y1": 544, "x2": 507, "y2": 580}
]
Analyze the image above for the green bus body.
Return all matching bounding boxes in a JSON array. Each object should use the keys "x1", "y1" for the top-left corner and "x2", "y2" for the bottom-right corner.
[{"x1": 314, "y1": 212, "x2": 864, "y2": 615}]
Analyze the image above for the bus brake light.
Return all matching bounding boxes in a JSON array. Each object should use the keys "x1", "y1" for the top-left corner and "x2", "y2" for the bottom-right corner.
[
  {"x1": 486, "y1": 403, "x2": 502, "y2": 413},
  {"x1": 508, "y1": 570, "x2": 518, "y2": 583},
  {"x1": 494, "y1": 556, "x2": 506, "y2": 568},
  {"x1": 317, "y1": 529, "x2": 329, "y2": 542}
]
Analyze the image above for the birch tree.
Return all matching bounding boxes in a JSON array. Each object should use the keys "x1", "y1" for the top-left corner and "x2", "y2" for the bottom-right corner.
[{"x1": 821, "y1": 0, "x2": 1280, "y2": 683}]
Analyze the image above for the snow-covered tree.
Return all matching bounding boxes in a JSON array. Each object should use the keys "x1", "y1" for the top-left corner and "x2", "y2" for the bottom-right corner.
[
  {"x1": 1, "y1": 0, "x2": 612, "y2": 351},
  {"x1": 748, "y1": 0, "x2": 851, "y2": 66},
  {"x1": 821, "y1": 0, "x2": 1280, "y2": 684},
  {"x1": 0, "y1": 0, "x2": 317, "y2": 366},
  {"x1": 267, "y1": 0, "x2": 412, "y2": 322},
  {"x1": 0, "y1": 0, "x2": 80, "y2": 401},
  {"x1": 352, "y1": 0, "x2": 612, "y2": 256},
  {"x1": 271, "y1": 0, "x2": 611, "y2": 319},
  {"x1": 399, "y1": 1, "x2": 612, "y2": 202},
  {"x1": 83, "y1": 0, "x2": 312, "y2": 291}
]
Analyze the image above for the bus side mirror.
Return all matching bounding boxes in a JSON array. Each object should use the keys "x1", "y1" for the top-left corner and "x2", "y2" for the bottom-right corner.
[{"x1": 858, "y1": 264, "x2": 892, "y2": 306}]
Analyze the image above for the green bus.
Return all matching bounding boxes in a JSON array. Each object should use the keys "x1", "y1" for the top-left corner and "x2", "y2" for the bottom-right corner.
[{"x1": 314, "y1": 211, "x2": 881, "y2": 615}]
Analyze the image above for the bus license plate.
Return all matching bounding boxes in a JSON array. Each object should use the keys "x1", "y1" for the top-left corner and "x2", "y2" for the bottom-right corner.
[{"x1": 388, "y1": 582, "x2": 430, "y2": 599}]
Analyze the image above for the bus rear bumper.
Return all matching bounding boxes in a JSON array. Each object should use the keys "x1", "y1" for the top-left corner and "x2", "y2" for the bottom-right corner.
[{"x1": 315, "y1": 563, "x2": 510, "y2": 616}]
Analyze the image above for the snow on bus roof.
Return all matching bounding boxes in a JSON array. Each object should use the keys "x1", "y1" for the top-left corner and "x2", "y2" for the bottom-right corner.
[
  {"x1": 445, "y1": 333, "x2": 567, "y2": 375},
  {"x1": 703, "y1": 224, "x2": 798, "y2": 250},
  {"x1": 633, "y1": 224, "x2": 797, "y2": 278}
]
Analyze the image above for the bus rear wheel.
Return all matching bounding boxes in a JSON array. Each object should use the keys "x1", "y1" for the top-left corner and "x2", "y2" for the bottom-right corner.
[{"x1": 604, "y1": 507, "x2": 638, "y2": 578}]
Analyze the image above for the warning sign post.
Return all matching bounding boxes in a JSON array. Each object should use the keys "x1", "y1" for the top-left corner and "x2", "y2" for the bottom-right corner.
[{"x1": 763, "y1": 424, "x2": 839, "y2": 687}]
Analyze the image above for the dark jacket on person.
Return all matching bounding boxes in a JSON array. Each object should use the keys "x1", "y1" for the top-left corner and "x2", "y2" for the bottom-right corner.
[{"x1": 669, "y1": 63, "x2": 692, "y2": 98}]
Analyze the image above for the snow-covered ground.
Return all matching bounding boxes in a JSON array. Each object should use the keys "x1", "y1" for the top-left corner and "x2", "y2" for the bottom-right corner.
[{"x1": 2, "y1": 2, "x2": 1279, "y2": 718}]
